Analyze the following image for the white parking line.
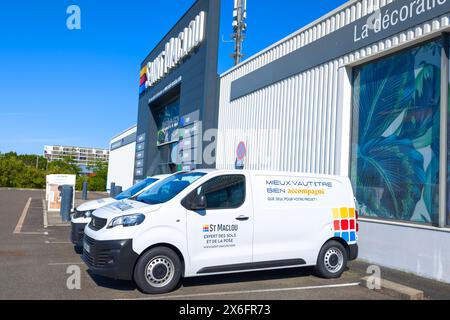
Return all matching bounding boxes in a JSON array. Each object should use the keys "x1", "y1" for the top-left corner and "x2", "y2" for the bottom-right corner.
[
  {"x1": 116, "y1": 282, "x2": 361, "y2": 300},
  {"x1": 13, "y1": 197, "x2": 32, "y2": 234}
]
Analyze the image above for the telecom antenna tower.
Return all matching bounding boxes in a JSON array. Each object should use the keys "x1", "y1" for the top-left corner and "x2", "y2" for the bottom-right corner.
[{"x1": 231, "y1": 0, "x2": 247, "y2": 65}]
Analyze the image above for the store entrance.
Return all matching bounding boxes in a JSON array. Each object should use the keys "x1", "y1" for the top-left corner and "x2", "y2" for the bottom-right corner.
[{"x1": 150, "y1": 86, "x2": 181, "y2": 175}]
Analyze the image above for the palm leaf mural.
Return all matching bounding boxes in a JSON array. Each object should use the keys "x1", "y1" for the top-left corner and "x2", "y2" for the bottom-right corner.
[
  {"x1": 399, "y1": 62, "x2": 440, "y2": 140},
  {"x1": 422, "y1": 109, "x2": 441, "y2": 222},
  {"x1": 355, "y1": 135, "x2": 425, "y2": 220},
  {"x1": 423, "y1": 155, "x2": 439, "y2": 222},
  {"x1": 355, "y1": 50, "x2": 415, "y2": 143},
  {"x1": 352, "y1": 40, "x2": 442, "y2": 223}
]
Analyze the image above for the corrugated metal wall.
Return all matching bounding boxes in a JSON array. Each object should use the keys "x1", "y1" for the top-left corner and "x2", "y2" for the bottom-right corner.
[{"x1": 217, "y1": 0, "x2": 450, "y2": 174}]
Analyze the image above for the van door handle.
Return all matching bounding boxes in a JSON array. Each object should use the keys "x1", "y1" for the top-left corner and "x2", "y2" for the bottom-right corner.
[{"x1": 236, "y1": 215, "x2": 249, "y2": 221}]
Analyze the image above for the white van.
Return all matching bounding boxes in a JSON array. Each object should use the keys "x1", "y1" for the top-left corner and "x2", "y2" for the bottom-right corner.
[
  {"x1": 83, "y1": 170, "x2": 358, "y2": 294},
  {"x1": 70, "y1": 175, "x2": 169, "y2": 247}
]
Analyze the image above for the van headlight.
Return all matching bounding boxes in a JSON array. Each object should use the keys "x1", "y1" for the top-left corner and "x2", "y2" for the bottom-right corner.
[
  {"x1": 84, "y1": 210, "x2": 93, "y2": 218},
  {"x1": 107, "y1": 214, "x2": 145, "y2": 229},
  {"x1": 74, "y1": 210, "x2": 93, "y2": 219}
]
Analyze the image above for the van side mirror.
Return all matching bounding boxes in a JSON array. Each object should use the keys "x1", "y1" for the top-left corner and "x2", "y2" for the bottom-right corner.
[{"x1": 191, "y1": 195, "x2": 207, "y2": 211}]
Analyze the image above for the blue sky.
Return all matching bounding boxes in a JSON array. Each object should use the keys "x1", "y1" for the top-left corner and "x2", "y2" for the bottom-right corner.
[{"x1": 0, "y1": 0, "x2": 347, "y2": 155}]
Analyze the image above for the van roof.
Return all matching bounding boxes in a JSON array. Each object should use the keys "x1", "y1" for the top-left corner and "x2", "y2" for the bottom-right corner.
[{"x1": 191, "y1": 169, "x2": 347, "y2": 179}]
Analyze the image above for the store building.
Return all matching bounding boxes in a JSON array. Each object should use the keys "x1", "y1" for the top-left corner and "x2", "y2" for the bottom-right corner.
[
  {"x1": 134, "y1": 0, "x2": 221, "y2": 181},
  {"x1": 106, "y1": 125, "x2": 137, "y2": 190},
  {"x1": 216, "y1": 0, "x2": 450, "y2": 282}
]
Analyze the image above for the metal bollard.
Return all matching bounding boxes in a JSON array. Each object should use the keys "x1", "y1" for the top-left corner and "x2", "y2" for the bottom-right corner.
[
  {"x1": 110, "y1": 182, "x2": 116, "y2": 197},
  {"x1": 60, "y1": 185, "x2": 73, "y2": 222},
  {"x1": 82, "y1": 181, "x2": 88, "y2": 200},
  {"x1": 114, "y1": 186, "x2": 122, "y2": 197}
]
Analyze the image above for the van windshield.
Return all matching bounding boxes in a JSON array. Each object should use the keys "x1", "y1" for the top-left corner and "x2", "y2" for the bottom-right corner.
[
  {"x1": 136, "y1": 172, "x2": 206, "y2": 205},
  {"x1": 114, "y1": 178, "x2": 158, "y2": 200}
]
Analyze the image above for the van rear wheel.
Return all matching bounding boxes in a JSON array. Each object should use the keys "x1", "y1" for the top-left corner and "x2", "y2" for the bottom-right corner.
[
  {"x1": 134, "y1": 247, "x2": 182, "y2": 294},
  {"x1": 315, "y1": 240, "x2": 347, "y2": 278}
]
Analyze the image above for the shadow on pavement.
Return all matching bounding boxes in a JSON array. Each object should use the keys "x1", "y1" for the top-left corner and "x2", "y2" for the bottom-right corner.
[
  {"x1": 85, "y1": 262, "x2": 351, "y2": 293},
  {"x1": 86, "y1": 270, "x2": 137, "y2": 292},
  {"x1": 181, "y1": 266, "x2": 318, "y2": 288}
]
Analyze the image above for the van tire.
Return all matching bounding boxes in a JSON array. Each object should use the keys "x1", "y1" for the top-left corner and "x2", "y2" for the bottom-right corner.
[
  {"x1": 134, "y1": 247, "x2": 182, "y2": 294},
  {"x1": 315, "y1": 240, "x2": 347, "y2": 279}
]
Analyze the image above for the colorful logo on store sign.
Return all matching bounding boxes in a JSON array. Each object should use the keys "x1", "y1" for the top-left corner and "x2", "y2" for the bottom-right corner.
[
  {"x1": 332, "y1": 208, "x2": 357, "y2": 243},
  {"x1": 139, "y1": 66, "x2": 147, "y2": 95},
  {"x1": 203, "y1": 224, "x2": 210, "y2": 232}
]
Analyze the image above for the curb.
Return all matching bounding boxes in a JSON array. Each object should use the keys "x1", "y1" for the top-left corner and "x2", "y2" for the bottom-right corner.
[{"x1": 360, "y1": 276, "x2": 424, "y2": 300}]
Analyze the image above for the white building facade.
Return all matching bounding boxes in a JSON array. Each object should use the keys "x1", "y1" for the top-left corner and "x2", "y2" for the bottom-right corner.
[
  {"x1": 106, "y1": 125, "x2": 138, "y2": 191},
  {"x1": 217, "y1": 0, "x2": 450, "y2": 282}
]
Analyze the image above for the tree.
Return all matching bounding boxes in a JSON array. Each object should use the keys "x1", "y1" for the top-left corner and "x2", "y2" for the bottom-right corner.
[
  {"x1": 0, "y1": 153, "x2": 46, "y2": 188},
  {"x1": 87, "y1": 161, "x2": 108, "y2": 192},
  {"x1": 46, "y1": 157, "x2": 80, "y2": 175},
  {"x1": 0, "y1": 152, "x2": 108, "y2": 191}
]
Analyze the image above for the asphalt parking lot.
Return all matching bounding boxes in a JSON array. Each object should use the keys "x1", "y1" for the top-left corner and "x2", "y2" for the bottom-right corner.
[{"x1": 1, "y1": 188, "x2": 448, "y2": 300}]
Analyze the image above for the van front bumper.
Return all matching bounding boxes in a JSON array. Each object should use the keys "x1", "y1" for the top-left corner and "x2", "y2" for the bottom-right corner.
[
  {"x1": 70, "y1": 222, "x2": 87, "y2": 247},
  {"x1": 348, "y1": 244, "x2": 358, "y2": 261},
  {"x1": 82, "y1": 235, "x2": 138, "y2": 281}
]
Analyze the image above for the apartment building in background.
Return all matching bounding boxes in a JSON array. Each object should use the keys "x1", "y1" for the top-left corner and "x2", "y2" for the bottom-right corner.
[{"x1": 43, "y1": 145, "x2": 109, "y2": 167}]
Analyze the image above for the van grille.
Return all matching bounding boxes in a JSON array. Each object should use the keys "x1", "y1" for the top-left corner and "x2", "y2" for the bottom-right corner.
[
  {"x1": 83, "y1": 236, "x2": 110, "y2": 268},
  {"x1": 88, "y1": 216, "x2": 107, "y2": 231}
]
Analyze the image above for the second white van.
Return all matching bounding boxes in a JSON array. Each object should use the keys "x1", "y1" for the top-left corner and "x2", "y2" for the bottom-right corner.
[
  {"x1": 83, "y1": 170, "x2": 358, "y2": 294},
  {"x1": 70, "y1": 175, "x2": 169, "y2": 247}
]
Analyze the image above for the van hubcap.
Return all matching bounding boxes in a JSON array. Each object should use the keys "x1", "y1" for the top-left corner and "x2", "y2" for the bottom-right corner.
[
  {"x1": 324, "y1": 248, "x2": 344, "y2": 273},
  {"x1": 145, "y1": 256, "x2": 175, "y2": 287}
]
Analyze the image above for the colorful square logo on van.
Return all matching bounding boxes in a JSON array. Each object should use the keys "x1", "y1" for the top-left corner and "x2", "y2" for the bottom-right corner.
[
  {"x1": 340, "y1": 207, "x2": 349, "y2": 218},
  {"x1": 332, "y1": 207, "x2": 357, "y2": 244},
  {"x1": 333, "y1": 220, "x2": 340, "y2": 231},
  {"x1": 203, "y1": 224, "x2": 209, "y2": 232},
  {"x1": 332, "y1": 208, "x2": 339, "y2": 219}
]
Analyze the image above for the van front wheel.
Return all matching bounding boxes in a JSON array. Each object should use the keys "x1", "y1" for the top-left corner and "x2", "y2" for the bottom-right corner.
[
  {"x1": 134, "y1": 247, "x2": 182, "y2": 294},
  {"x1": 315, "y1": 240, "x2": 347, "y2": 278}
]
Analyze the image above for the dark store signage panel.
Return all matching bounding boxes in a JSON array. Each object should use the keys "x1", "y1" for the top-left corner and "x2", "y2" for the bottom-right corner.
[
  {"x1": 135, "y1": 168, "x2": 144, "y2": 177},
  {"x1": 180, "y1": 110, "x2": 200, "y2": 128},
  {"x1": 179, "y1": 123, "x2": 201, "y2": 139},
  {"x1": 179, "y1": 134, "x2": 200, "y2": 151},
  {"x1": 135, "y1": 159, "x2": 144, "y2": 168},
  {"x1": 135, "y1": 151, "x2": 144, "y2": 160},
  {"x1": 136, "y1": 142, "x2": 145, "y2": 152},
  {"x1": 180, "y1": 147, "x2": 200, "y2": 163},
  {"x1": 137, "y1": 133, "x2": 146, "y2": 143}
]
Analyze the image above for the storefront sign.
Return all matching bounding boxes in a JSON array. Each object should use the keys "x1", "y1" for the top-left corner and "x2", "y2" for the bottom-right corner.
[
  {"x1": 140, "y1": 12, "x2": 206, "y2": 93},
  {"x1": 354, "y1": 0, "x2": 448, "y2": 43},
  {"x1": 148, "y1": 76, "x2": 182, "y2": 104}
]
